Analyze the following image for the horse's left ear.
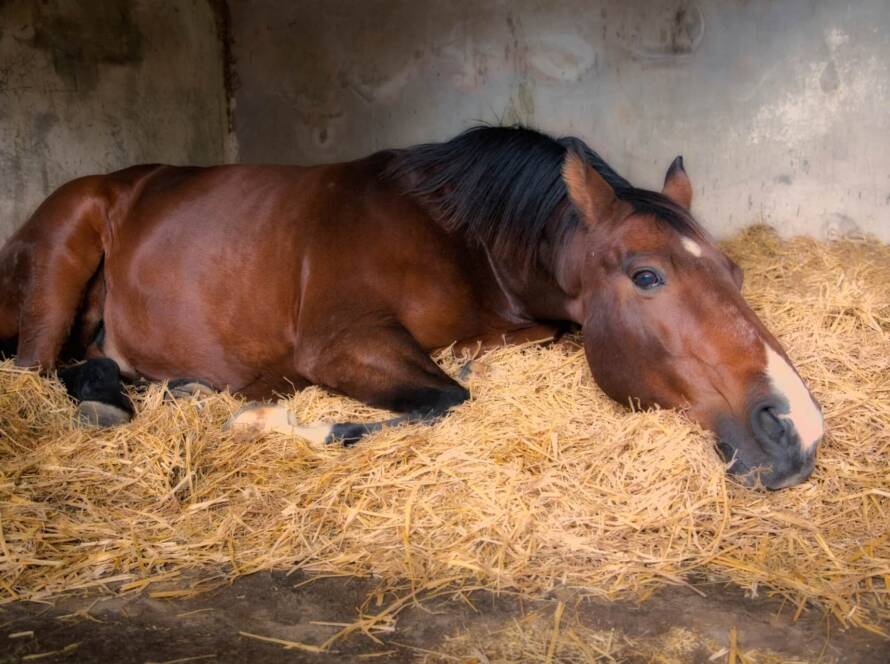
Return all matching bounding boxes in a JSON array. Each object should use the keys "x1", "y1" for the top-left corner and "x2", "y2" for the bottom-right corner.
[
  {"x1": 662, "y1": 156, "x2": 693, "y2": 209},
  {"x1": 563, "y1": 151, "x2": 622, "y2": 225}
]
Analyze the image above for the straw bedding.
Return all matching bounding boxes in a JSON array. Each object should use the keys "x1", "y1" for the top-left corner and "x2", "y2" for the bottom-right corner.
[{"x1": 1, "y1": 226, "x2": 888, "y2": 636}]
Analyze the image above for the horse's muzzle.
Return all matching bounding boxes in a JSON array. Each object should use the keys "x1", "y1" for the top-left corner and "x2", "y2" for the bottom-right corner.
[{"x1": 715, "y1": 399, "x2": 821, "y2": 490}]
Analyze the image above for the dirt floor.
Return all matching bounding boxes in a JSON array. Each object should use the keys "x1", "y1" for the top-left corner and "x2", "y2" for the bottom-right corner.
[{"x1": 2, "y1": 572, "x2": 888, "y2": 663}]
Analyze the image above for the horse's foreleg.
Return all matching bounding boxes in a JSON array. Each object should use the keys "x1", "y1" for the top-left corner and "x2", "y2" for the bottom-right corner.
[{"x1": 229, "y1": 324, "x2": 469, "y2": 445}]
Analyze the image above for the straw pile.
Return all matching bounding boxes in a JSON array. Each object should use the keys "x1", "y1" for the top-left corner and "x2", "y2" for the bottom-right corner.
[{"x1": 1, "y1": 226, "x2": 888, "y2": 637}]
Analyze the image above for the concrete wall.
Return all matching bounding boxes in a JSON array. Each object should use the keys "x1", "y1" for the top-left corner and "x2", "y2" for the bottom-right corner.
[
  {"x1": 3, "y1": 1, "x2": 888, "y2": 243},
  {"x1": 230, "y1": 0, "x2": 890, "y2": 242},
  {"x1": 0, "y1": 0, "x2": 229, "y2": 242}
]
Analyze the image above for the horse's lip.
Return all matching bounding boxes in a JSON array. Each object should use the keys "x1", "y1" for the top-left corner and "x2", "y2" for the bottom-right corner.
[
  {"x1": 714, "y1": 416, "x2": 814, "y2": 489},
  {"x1": 764, "y1": 463, "x2": 814, "y2": 490},
  {"x1": 717, "y1": 437, "x2": 815, "y2": 490},
  {"x1": 715, "y1": 436, "x2": 764, "y2": 478},
  {"x1": 722, "y1": 454, "x2": 767, "y2": 487}
]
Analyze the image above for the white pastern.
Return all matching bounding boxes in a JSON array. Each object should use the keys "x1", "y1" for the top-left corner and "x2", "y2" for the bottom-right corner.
[
  {"x1": 764, "y1": 345, "x2": 824, "y2": 450},
  {"x1": 680, "y1": 236, "x2": 703, "y2": 257},
  {"x1": 228, "y1": 404, "x2": 332, "y2": 445}
]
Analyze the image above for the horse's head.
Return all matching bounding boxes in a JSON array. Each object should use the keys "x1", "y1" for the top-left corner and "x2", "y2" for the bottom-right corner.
[{"x1": 561, "y1": 153, "x2": 823, "y2": 489}]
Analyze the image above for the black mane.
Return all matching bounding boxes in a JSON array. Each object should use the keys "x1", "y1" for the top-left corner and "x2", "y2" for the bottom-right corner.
[{"x1": 384, "y1": 125, "x2": 704, "y2": 270}]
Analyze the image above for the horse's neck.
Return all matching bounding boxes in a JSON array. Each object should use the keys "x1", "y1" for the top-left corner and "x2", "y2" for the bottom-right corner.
[{"x1": 483, "y1": 242, "x2": 582, "y2": 324}]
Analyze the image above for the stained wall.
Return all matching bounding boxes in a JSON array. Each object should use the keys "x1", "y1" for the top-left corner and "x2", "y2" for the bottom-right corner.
[
  {"x1": 230, "y1": 0, "x2": 890, "y2": 241},
  {"x1": 0, "y1": 0, "x2": 229, "y2": 242}
]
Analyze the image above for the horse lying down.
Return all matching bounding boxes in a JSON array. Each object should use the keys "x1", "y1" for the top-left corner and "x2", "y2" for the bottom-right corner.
[{"x1": 0, "y1": 126, "x2": 823, "y2": 489}]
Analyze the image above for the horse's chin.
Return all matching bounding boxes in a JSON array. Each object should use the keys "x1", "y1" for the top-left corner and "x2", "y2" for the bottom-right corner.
[{"x1": 714, "y1": 416, "x2": 814, "y2": 490}]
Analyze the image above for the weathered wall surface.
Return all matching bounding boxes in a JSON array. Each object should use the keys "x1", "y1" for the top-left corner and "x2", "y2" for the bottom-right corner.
[
  {"x1": 230, "y1": 0, "x2": 890, "y2": 242},
  {"x1": 4, "y1": 1, "x2": 888, "y2": 243},
  {"x1": 0, "y1": 0, "x2": 229, "y2": 242}
]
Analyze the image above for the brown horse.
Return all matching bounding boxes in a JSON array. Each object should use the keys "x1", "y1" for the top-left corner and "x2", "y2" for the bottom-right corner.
[{"x1": 0, "y1": 126, "x2": 823, "y2": 489}]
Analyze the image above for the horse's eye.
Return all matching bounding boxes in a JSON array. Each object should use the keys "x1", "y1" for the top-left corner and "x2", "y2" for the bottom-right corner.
[{"x1": 632, "y1": 269, "x2": 664, "y2": 290}]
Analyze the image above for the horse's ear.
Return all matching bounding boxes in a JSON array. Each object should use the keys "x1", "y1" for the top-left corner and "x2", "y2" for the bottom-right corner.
[
  {"x1": 562, "y1": 151, "x2": 619, "y2": 225},
  {"x1": 662, "y1": 156, "x2": 693, "y2": 209}
]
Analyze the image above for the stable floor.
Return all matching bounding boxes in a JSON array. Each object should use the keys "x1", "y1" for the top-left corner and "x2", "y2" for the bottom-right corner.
[{"x1": 3, "y1": 572, "x2": 889, "y2": 663}]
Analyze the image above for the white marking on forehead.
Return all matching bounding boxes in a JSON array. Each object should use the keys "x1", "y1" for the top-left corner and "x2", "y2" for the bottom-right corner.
[
  {"x1": 681, "y1": 236, "x2": 703, "y2": 257},
  {"x1": 764, "y1": 345, "x2": 824, "y2": 450}
]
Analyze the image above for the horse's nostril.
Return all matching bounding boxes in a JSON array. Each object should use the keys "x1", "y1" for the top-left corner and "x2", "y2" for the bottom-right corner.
[
  {"x1": 757, "y1": 407, "x2": 784, "y2": 439},
  {"x1": 751, "y1": 400, "x2": 795, "y2": 449}
]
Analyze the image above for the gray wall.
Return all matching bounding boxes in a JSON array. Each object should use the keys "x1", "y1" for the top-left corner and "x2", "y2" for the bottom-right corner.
[
  {"x1": 3, "y1": 1, "x2": 888, "y2": 243},
  {"x1": 230, "y1": 0, "x2": 890, "y2": 242},
  {"x1": 0, "y1": 0, "x2": 229, "y2": 242}
]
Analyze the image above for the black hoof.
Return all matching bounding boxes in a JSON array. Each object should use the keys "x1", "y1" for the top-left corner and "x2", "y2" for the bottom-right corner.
[
  {"x1": 77, "y1": 400, "x2": 132, "y2": 427},
  {"x1": 58, "y1": 358, "x2": 133, "y2": 416}
]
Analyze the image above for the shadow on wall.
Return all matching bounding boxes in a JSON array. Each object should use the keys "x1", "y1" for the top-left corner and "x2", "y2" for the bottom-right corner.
[
  {"x1": 229, "y1": 0, "x2": 890, "y2": 243},
  {"x1": 0, "y1": 0, "x2": 229, "y2": 243},
  {"x1": 230, "y1": 0, "x2": 705, "y2": 164},
  {"x1": 28, "y1": 2, "x2": 144, "y2": 94}
]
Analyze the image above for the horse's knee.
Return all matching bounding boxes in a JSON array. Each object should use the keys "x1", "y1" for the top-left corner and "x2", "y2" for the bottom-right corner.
[
  {"x1": 432, "y1": 384, "x2": 471, "y2": 414},
  {"x1": 389, "y1": 384, "x2": 470, "y2": 417}
]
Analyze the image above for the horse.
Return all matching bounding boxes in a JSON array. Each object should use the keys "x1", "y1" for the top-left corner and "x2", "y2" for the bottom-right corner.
[{"x1": 0, "y1": 126, "x2": 824, "y2": 489}]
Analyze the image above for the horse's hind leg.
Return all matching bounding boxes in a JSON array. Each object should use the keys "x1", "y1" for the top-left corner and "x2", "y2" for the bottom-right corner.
[
  {"x1": 0, "y1": 243, "x2": 22, "y2": 359},
  {"x1": 230, "y1": 324, "x2": 469, "y2": 445},
  {"x1": 0, "y1": 178, "x2": 132, "y2": 426},
  {"x1": 2, "y1": 176, "x2": 108, "y2": 370}
]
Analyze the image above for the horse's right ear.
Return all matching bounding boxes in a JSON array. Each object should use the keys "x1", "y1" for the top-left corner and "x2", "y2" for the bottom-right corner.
[{"x1": 562, "y1": 152, "x2": 619, "y2": 225}]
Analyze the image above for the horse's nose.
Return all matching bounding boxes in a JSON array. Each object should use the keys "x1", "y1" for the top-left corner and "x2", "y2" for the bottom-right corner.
[
  {"x1": 751, "y1": 400, "x2": 797, "y2": 452},
  {"x1": 764, "y1": 456, "x2": 816, "y2": 489},
  {"x1": 749, "y1": 397, "x2": 818, "y2": 489}
]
